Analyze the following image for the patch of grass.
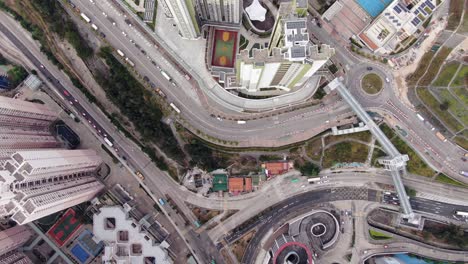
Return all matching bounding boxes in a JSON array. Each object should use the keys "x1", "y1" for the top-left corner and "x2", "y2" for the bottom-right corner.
[
  {"x1": 432, "y1": 62, "x2": 460, "y2": 86},
  {"x1": 406, "y1": 51, "x2": 435, "y2": 86},
  {"x1": 361, "y1": 73, "x2": 383, "y2": 94},
  {"x1": 369, "y1": 229, "x2": 393, "y2": 240},
  {"x1": 7, "y1": 66, "x2": 28, "y2": 87},
  {"x1": 435, "y1": 174, "x2": 467, "y2": 187},
  {"x1": 454, "y1": 135, "x2": 468, "y2": 150},
  {"x1": 371, "y1": 147, "x2": 386, "y2": 167},
  {"x1": 239, "y1": 35, "x2": 249, "y2": 50},
  {"x1": 461, "y1": 10, "x2": 468, "y2": 33},
  {"x1": 438, "y1": 89, "x2": 468, "y2": 125},
  {"x1": 322, "y1": 142, "x2": 368, "y2": 168},
  {"x1": 417, "y1": 88, "x2": 464, "y2": 132},
  {"x1": 305, "y1": 137, "x2": 322, "y2": 160},
  {"x1": 231, "y1": 230, "x2": 255, "y2": 262},
  {"x1": 325, "y1": 131, "x2": 372, "y2": 145},
  {"x1": 249, "y1": 43, "x2": 261, "y2": 56},
  {"x1": 452, "y1": 87, "x2": 468, "y2": 105},
  {"x1": 447, "y1": 0, "x2": 464, "y2": 30},
  {"x1": 381, "y1": 124, "x2": 435, "y2": 177},
  {"x1": 451, "y1": 65, "x2": 468, "y2": 87},
  {"x1": 419, "y1": 47, "x2": 453, "y2": 86}
]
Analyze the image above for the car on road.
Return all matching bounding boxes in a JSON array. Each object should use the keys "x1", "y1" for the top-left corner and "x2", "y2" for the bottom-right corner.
[
  {"x1": 367, "y1": 67, "x2": 373, "y2": 70},
  {"x1": 82, "y1": 112, "x2": 86, "y2": 116},
  {"x1": 40, "y1": 64, "x2": 44, "y2": 69},
  {"x1": 63, "y1": 90, "x2": 70, "y2": 96},
  {"x1": 69, "y1": 101, "x2": 73, "y2": 105}
]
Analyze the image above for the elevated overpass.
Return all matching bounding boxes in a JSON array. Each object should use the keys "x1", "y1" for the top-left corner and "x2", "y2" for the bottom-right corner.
[{"x1": 328, "y1": 79, "x2": 413, "y2": 219}]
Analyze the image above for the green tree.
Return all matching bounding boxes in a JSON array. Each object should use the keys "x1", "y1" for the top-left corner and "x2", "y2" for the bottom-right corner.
[
  {"x1": 439, "y1": 100, "x2": 449, "y2": 111},
  {"x1": 296, "y1": 161, "x2": 320, "y2": 176}
]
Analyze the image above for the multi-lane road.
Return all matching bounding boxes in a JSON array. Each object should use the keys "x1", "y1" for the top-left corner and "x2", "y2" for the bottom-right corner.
[
  {"x1": 0, "y1": 13, "x2": 225, "y2": 264},
  {"x1": 69, "y1": 0, "x2": 467, "y2": 182},
  {"x1": 1, "y1": 0, "x2": 467, "y2": 262}
]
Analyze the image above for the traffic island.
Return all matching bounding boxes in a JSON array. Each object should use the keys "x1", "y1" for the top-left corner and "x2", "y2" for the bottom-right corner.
[{"x1": 361, "y1": 73, "x2": 383, "y2": 95}]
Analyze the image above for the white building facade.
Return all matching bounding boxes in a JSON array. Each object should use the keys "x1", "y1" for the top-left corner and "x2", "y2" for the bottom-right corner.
[
  {"x1": 197, "y1": 0, "x2": 241, "y2": 24},
  {"x1": 0, "y1": 96, "x2": 58, "y2": 129},
  {"x1": 236, "y1": 19, "x2": 334, "y2": 92},
  {"x1": 161, "y1": 0, "x2": 200, "y2": 39},
  {"x1": 0, "y1": 225, "x2": 33, "y2": 256},
  {"x1": 0, "y1": 149, "x2": 104, "y2": 224}
]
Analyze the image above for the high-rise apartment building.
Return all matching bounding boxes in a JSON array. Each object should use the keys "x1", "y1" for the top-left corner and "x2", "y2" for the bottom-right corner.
[
  {"x1": 197, "y1": 0, "x2": 241, "y2": 24},
  {"x1": 0, "y1": 96, "x2": 58, "y2": 129},
  {"x1": 0, "y1": 127, "x2": 61, "y2": 163},
  {"x1": 236, "y1": 18, "x2": 334, "y2": 92},
  {"x1": 0, "y1": 225, "x2": 33, "y2": 256},
  {"x1": 0, "y1": 96, "x2": 104, "y2": 225},
  {"x1": 161, "y1": 0, "x2": 200, "y2": 39},
  {"x1": 0, "y1": 149, "x2": 104, "y2": 224}
]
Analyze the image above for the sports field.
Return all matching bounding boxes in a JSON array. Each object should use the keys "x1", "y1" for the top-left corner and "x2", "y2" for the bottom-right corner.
[
  {"x1": 47, "y1": 209, "x2": 82, "y2": 247},
  {"x1": 211, "y1": 29, "x2": 238, "y2": 68}
]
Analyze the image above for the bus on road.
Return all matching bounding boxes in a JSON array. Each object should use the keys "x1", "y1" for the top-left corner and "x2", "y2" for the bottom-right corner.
[
  {"x1": 455, "y1": 211, "x2": 468, "y2": 217},
  {"x1": 117, "y1": 49, "x2": 125, "y2": 57},
  {"x1": 161, "y1": 70, "x2": 171, "y2": 81},
  {"x1": 104, "y1": 137, "x2": 113, "y2": 147},
  {"x1": 308, "y1": 178, "x2": 320, "y2": 184},
  {"x1": 170, "y1": 103, "x2": 181, "y2": 114},
  {"x1": 80, "y1": 13, "x2": 91, "y2": 23}
]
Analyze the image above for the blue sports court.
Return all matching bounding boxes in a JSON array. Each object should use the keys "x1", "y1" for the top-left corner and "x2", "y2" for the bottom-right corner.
[
  {"x1": 356, "y1": 0, "x2": 393, "y2": 17},
  {"x1": 71, "y1": 244, "x2": 90, "y2": 263}
]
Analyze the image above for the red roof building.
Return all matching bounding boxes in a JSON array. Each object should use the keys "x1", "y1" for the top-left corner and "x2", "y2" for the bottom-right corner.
[
  {"x1": 264, "y1": 161, "x2": 292, "y2": 176},
  {"x1": 244, "y1": 178, "x2": 252, "y2": 192},
  {"x1": 228, "y1": 178, "x2": 244, "y2": 194}
]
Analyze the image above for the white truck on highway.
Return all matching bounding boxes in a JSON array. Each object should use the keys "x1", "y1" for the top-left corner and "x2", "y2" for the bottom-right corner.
[
  {"x1": 104, "y1": 137, "x2": 113, "y2": 147},
  {"x1": 91, "y1": 24, "x2": 98, "y2": 31},
  {"x1": 416, "y1": 114, "x2": 424, "y2": 121},
  {"x1": 237, "y1": 120, "x2": 246, "y2": 124},
  {"x1": 125, "y1": 58, "x2": 135, "y2": 67},
  {"x1": 170, "y1": 103, "x2": 181, "y2": 114},
  {"x1": 80, "y1": 13, "x2": 91, "y2": 23},
  {"x1": 161, "y1": 70, "x2": 171, "y2": 81},
  {"x1": 117, "y1": 49, "x2": 125, "y2": 57}
]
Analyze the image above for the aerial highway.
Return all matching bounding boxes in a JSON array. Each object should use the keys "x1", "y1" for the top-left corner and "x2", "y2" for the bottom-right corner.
[
  {"x1": 68, "y1": 0, "x2": 467, "y2": 183},
  {"x1": 0, "y1": 14, "x2": 225, "y2": 264}
]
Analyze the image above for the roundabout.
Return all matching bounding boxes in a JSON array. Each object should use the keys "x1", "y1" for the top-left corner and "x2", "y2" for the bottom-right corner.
[{"x1": 361, "y1": 73, "x2": 384, "y2": 95}]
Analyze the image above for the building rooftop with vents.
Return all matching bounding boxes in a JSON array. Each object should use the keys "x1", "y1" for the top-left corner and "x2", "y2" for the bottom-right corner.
[{"x1": 93, "y1": 206, "x2": 172, "y2": 264}]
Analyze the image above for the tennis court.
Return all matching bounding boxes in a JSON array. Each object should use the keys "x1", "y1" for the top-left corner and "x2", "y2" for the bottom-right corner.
[
  {"x1": 211, "y1": 29, "x2": 238, "y2": 68},
  {"x1": 356, "y1": 0, "x2": 392, "y2": 17},
  {"x1": 71, "y1": 244, "x2": 90, "y2": 263},
  {"x1": 47, "y1": 209, "x2": 82, "y2": 247}
]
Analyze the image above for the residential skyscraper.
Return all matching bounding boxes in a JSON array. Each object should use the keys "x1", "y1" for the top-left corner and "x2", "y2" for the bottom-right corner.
[
  {"x1": 236, "y1": 18, "x2": 334, "y2": 92},
  {"x1": 0, "y1": 127, "x2": 61, "y2": 163},
  {"x1": 0, "y1": 95, "x2": 104, "y2": 225},
  {"x1": 0, "y1": 149, "x2": 104, "y2": 224},
  {"x1": 161, "y1": 0, "x2": 200, "y2": 39},
  {"x1": 0, "y1": 96, "x2": 58, "y2": 129},
  {"x1": 197, "y1": 0, "x2": 241, "y2": 24},
  {"x1": 0, "y1": 225, "x2": 33, "y2": 256}
]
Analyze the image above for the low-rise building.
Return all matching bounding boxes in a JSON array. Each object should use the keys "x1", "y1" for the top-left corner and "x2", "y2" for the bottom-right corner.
[
  {"x1": 93, "y1": 206, "x2": 172, "y2": 264},
  {"x1": 228, "y1": 178, "x2": 244, "y2": 194},
  {"x1": 359, "y1": 0, "x2": 441, "y2": 54},
  {"x1": 263, "y1": 161, "x2": 294, "y2": 177}
]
